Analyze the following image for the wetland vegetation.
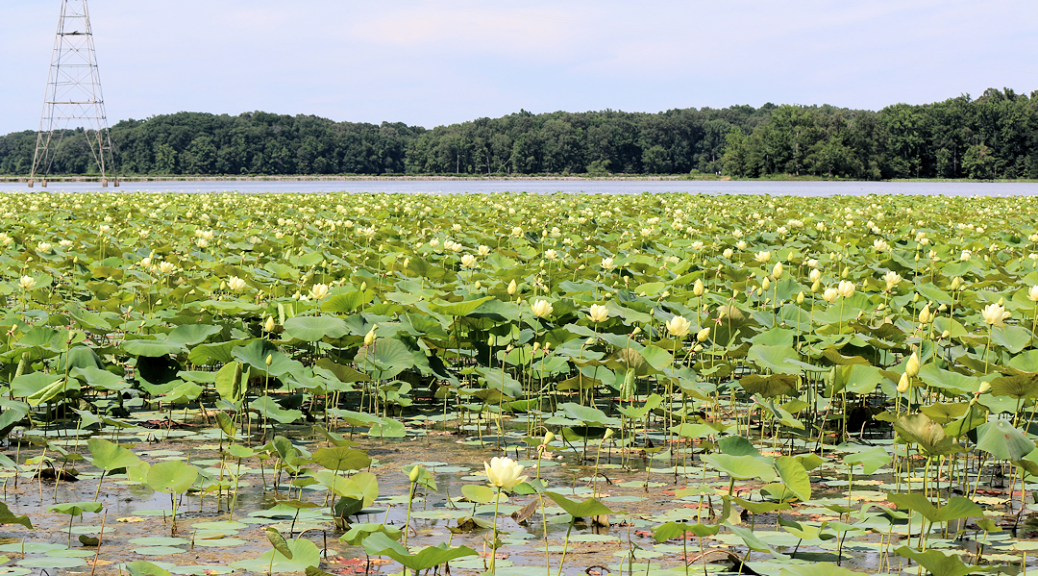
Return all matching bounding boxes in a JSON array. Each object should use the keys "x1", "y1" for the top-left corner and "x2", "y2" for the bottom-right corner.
[{"x1": 1, "y1": 191, "x2": 1038, "y2": 575}]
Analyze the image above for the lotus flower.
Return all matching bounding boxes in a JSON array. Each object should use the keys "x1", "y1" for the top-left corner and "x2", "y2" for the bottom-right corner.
[
  {"x1": 588, "y1": 304, "x2": 609, "y2": 323},
  {"x1": 531, "y1": 300, "x2": 553, "y2": 318},
  {"x1": 484, "y1": 457, "x2": 527, "y2": 490},
  {"x1": 883, "y1": 271, "x2": 902, "y2": 290},
  {"x1": 666, "y1": 315, "x2": 692, "y2": 338},
  {"x1": 308, "y1": 283, "x2": 330, "y2": 301},
  {"x1": 227, "y1": 276, "x2": 247, "y2": 292},
  {"x1": 982, "y1": 303, "x2": 1008, "y2": 325}
]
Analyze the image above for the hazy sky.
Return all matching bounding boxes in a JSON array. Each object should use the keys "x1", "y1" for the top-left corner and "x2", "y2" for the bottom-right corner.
[{"x1": 2, "y1": 0, "x2": 1037, "y2": 134}]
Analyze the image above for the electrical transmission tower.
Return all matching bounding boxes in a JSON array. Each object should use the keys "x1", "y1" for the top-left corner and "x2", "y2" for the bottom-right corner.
[{"x1": 29, "y1": 0, "x2": 117, "y2": 188}]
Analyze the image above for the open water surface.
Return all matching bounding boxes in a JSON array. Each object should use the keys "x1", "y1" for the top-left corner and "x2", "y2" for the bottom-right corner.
[{"x1": 2, "y1": 179, "x2": 1038, "y2": 195}]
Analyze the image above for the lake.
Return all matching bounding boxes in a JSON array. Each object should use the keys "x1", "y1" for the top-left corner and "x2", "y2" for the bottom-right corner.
[{"x1": 2, "y1": 178, "x2": 1038, "y2": 195}]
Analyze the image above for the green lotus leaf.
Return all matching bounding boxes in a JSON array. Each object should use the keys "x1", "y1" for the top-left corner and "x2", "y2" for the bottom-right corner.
[
  {"x1": 146, "y1": 460, "x2": 198, "y2": 495},
  {"x1": 88, "y1": 438, "x2": 141, "y2": 472},
  {"x1": 544, "y1": 492, "x2": 614, "y2": 518},
  {"x1": 0, "y1": 502, "x2": 32, "y2": 529},
  {"x1": 361, "y1": 531, "x2": 477, "y2": 571},
  {"x1": 976, "y1": 419, "x2": 1035, "y2": 461},
  {"x1": 701, "y1": 454, "x2": 776, "y2": 481},
  {"x1": 283, "y1": 316, "x2": 350, "y2": 342}
]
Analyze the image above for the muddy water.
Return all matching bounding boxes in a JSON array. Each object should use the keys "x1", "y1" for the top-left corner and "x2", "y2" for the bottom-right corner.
[{"x1": 0, "y1": 423, "x2": 1033, "y2": 575}]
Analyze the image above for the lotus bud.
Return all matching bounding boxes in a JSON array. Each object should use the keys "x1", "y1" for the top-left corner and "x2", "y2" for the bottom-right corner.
[
  {"x1": 918, "y1": 304, "x2": 931, "y2": 324},
  {"x1": 897, "y1": 372, "x2": 910, "y2": 394},
  {"x1": 762, "y1": 277, "x2": 770, "y2": 291},
  {"x1": 264, "y1": 316, "x2": 276, "y2": 332},
  {"x1": 941, "y1": 330, "x2": 950, "y2": 339},
  {"x1": 543, "y1": 431, "x2": 556, "y2": 444},
  {"x1": 772, "y1": 262, "x2": 784, "y2": 279},
  {"x1": 507, "y1": 279, "x2": 517, "y2": 296},
  {"x1": 603, "y1": 429, "x2": 615, "y2": 440},
  {"x1": 906, "y1": 352, "x2": 920, "y2": 377},
  {"x1": 364, "y1": 325, "x2": 377, "y2": 346},
  {"x1": 812, "y1": 280, "x2": 822, "y2": 293},
  {"x1": 265, "y1": 354, "x2": 273, "y2": 366},
  {"x1": 632, "y1": 326, "x2": 642, "y2": 335},
  {"x1": 951, "y1": 277, "x2": 962, "y2": 291},
  {"x1": 693, "y1": 279, "x2": 705, "y2": 296},
  {"x1": 697, "y1": 327, "x2": 711, "y2": 342},
  {"x1": 796, "y1": 292, "x2": 805, "y2": 304},
  {"x1": 912, "y1": 293, "x2": 920, "y2": 303},
  {"x1": 409, "y1": 466, "x2": 422, "y2": 483}
]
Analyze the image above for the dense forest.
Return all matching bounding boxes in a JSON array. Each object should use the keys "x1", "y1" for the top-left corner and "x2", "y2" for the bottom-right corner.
[{"x1": 1, "y1": 87, "x2": 1036, "y2": 179}]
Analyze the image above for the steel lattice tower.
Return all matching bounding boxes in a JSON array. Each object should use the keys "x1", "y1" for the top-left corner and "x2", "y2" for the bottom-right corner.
[{"x1": 29, "y1": 0, "x2": 116, "y2": 188}]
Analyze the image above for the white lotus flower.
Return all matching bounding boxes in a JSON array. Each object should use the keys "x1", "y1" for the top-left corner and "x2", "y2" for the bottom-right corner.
[
  {"x1": 588, "y1": 304, "x2": 609, "y2": 323},
  {"x1": 665, "y1": 315, "x2": 692, "y2": 338},
  {"x1": 19, "y1": 276, "x2": 36, "y2": 290},
  {"x1": 883, "y1": 271, "x2": 902, "y2": 290},
  {"x1": 308, "y1": 283, "x2": 330, "y2": 301},
  {"x1": 531, "y1": 300, "x2": 553, "y2": 318},
  {"x1": 981, "y1": 302, "x2": 1009, "y2": 325},
  {"x1": 227, "y1": 276, "x2": 247, "y2": 292},
  {"x1": 484, "y1": 457, "x2": 527, "y2": 491}
]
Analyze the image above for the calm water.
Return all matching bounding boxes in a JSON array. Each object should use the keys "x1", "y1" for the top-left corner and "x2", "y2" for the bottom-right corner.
[{"x1": 1, "y1": 179, "x2": 1038, "y2": 195}]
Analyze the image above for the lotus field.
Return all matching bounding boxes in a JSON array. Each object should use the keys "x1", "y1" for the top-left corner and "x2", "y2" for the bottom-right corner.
[{"x1": 4, "y1": 191, "x2": 1038, "y2": 576}]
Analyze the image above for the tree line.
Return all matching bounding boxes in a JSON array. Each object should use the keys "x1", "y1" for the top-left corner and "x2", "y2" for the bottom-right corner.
[{"x1": 1, "y1": 87, "x2": 1035, "y2": 179}]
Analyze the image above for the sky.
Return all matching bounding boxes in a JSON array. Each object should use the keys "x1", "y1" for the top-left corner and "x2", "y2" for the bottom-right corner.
[{"x1": 2, "y1": 0, "x2": 1037, "y2": 135}]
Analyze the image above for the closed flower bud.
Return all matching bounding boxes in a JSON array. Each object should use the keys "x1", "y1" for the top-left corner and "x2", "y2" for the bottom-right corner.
[
  {"x1": 906, "y1": 352, "x2": 920, "y2": 377},
  {"x1": 697, "y1": 327, "x2": 711, "y2": 342},
  {"x1": 897, "y1": 372, "x2": 911, "y2": 394},
  {"x1": 693, "y1": 279, "x2": 705, "y2": 297},
  {"x1": 823, "y1": 287, "x2": 839, "y2": 303},
  {"x1": 507, "y1": 279, "x2": 517, "y2": 296},
  {"x1": 762, "y1": 277, "x2": 770, "y2": 291},
  {"x1": 918, "y1": 304, "x2": 932, "y2": 324}
]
